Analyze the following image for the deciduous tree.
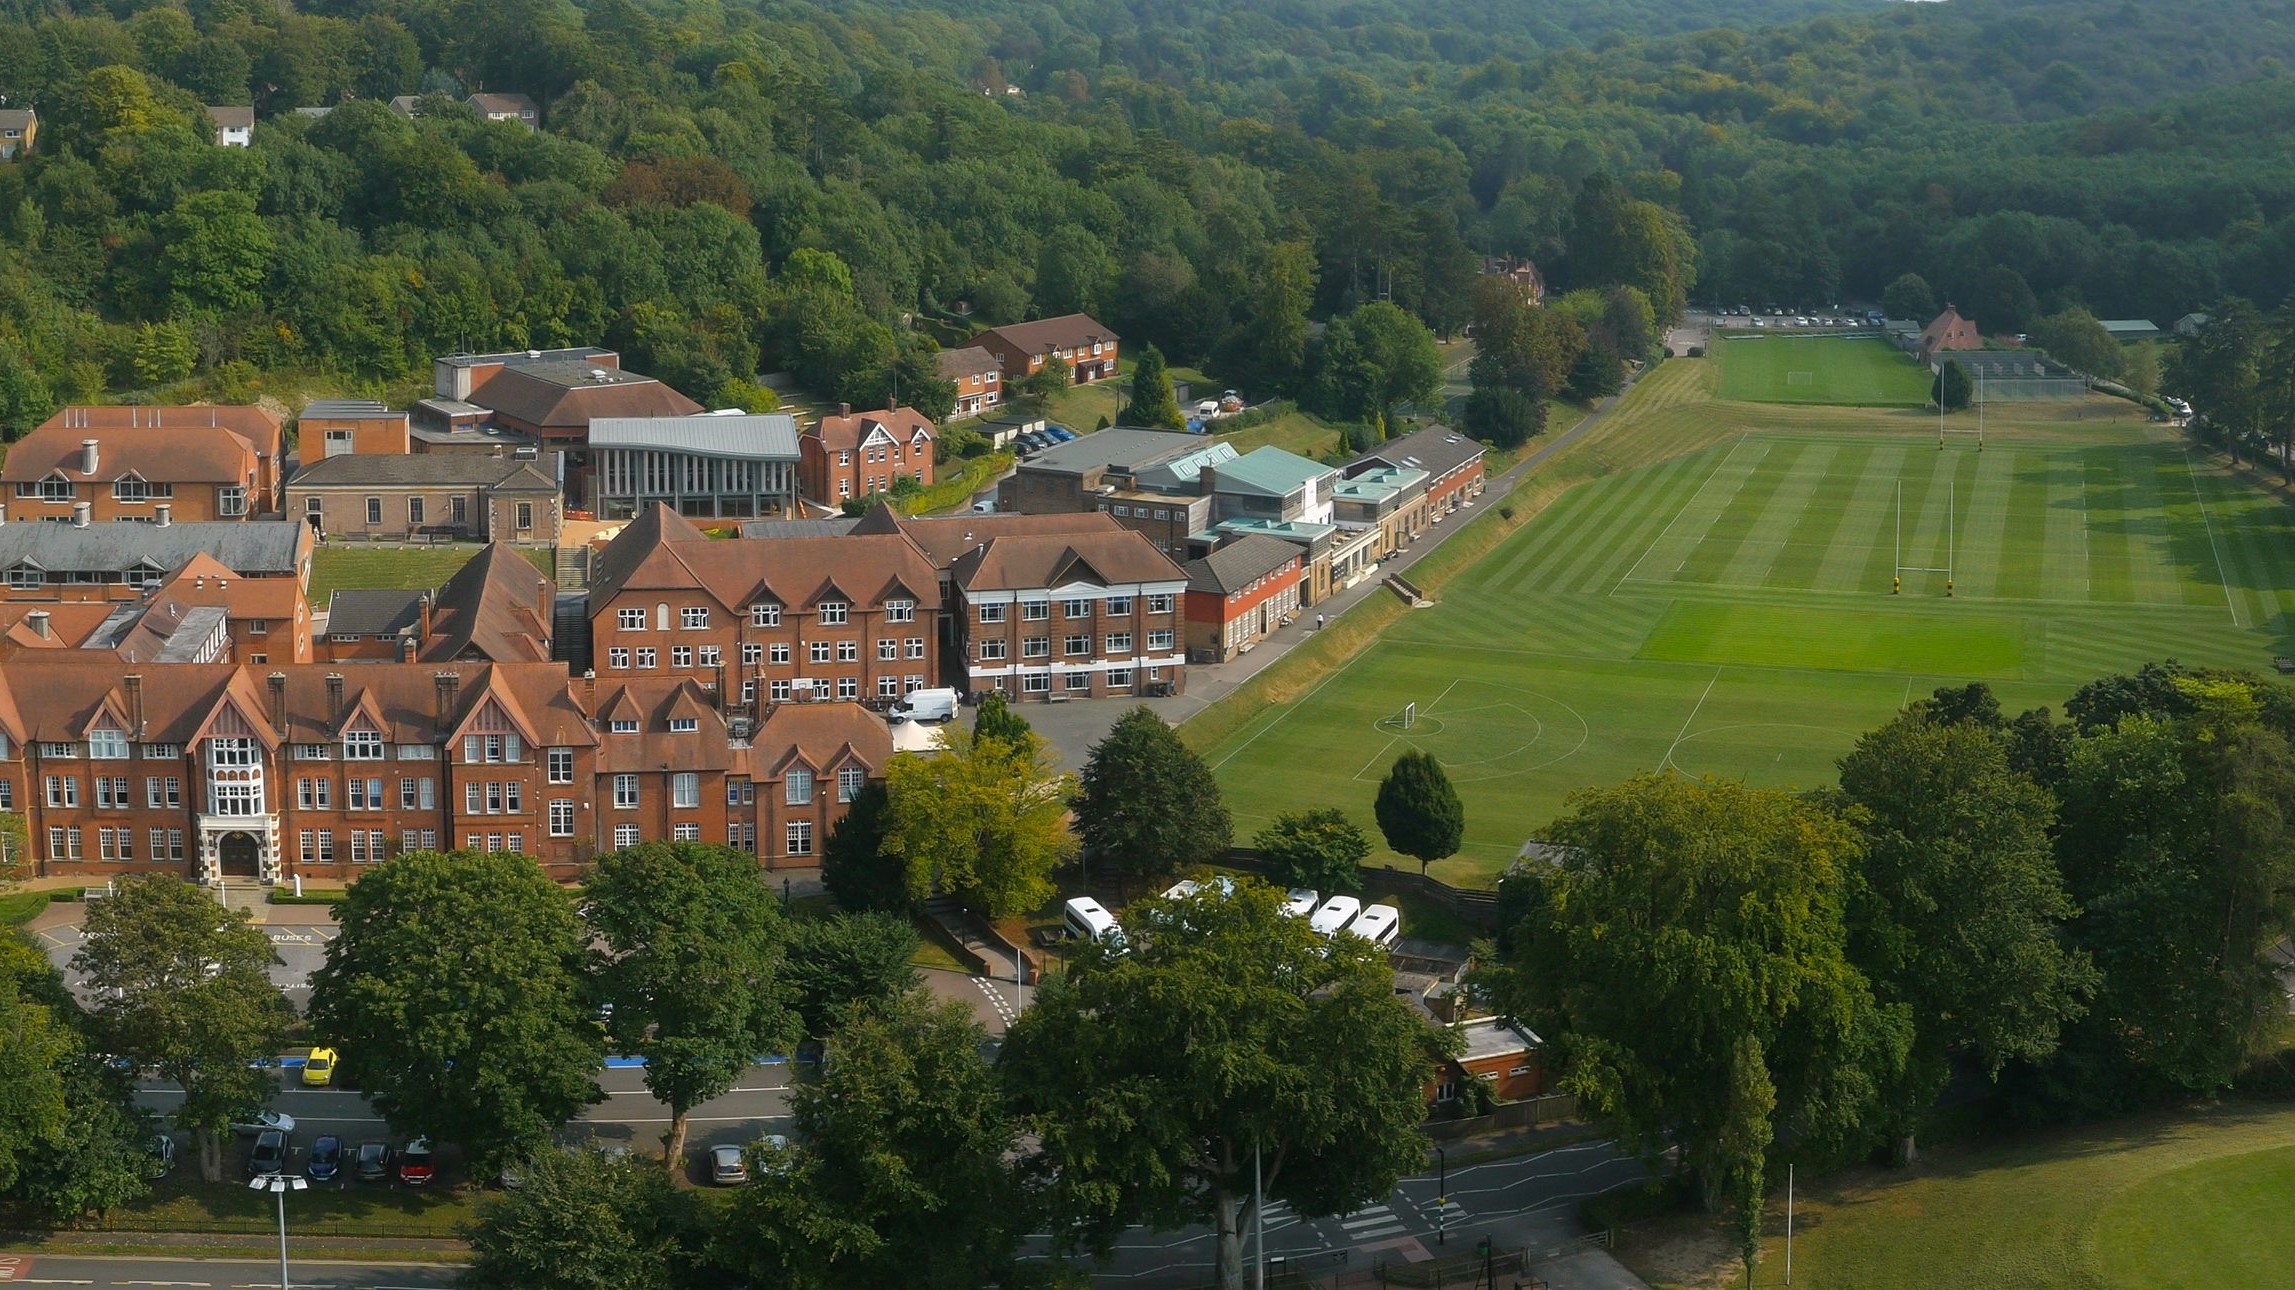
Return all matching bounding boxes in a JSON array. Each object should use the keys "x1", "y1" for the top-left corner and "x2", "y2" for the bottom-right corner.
[
  {"x1": 71, "y1": 876, "x2": 289, "y2": 1182},
  {"x1": 1882, "y1": 273, "x2": 1937, "y2": 322},
  {"x1": 1932, "y1": 357, "x2": 1972, "y2": 411},
  {"x1": 882, "y1": 727, "x2": 1075, "y2": 917},
  {"x1": 464, "y1": 1145, "x2": 710, "y2": 1290},
  {"x1": 1073, "y1": 706, "x2": 1231, "y2": 884},
  {"x1": 584, "y1": 843, "x2": 802, "y2": 1174},
  {"x1": 309, "y1": 851, "x2": 603, "y2": 1177},
  {"x1": 1253, "y1": 808, "x2": 1369, "y2": 895},
  {"x1": 820, "y1": 781, "x2": 906, "y2": 914},
  {"x1": 781, "y1": 913, "x2": 920, "y2": 1037},
  {"x1": 1005, "y1": 882, "x2": 1449, "y2": 1290}
]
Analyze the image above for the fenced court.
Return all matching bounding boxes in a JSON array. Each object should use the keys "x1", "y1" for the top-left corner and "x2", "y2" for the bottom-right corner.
[
  {"x1": 1201, "y1": 370, "x2": 2295, "y2": 884},
  {"x1": 1716, "y1": 334, "x2": 1932, "y2": 407},
  {"x1": 1943, "y1": 350, "x2": 2089, "y2": 401}
]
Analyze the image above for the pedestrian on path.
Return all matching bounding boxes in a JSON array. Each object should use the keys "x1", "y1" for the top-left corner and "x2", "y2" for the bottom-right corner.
[{"x1": 1317, "y1": 614, "x2": 1326, "y2": 630}]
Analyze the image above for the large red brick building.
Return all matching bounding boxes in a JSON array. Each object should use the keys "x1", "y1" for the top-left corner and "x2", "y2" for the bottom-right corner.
[
  {"x1": 4, "y1": 407, "x2": 285, "y2": 522},
  {"x1": 0, "y1": 658, "x2": 890, "y2": 882},
  {"x1": 973, "y1": 314, "x2": 1120, "y2": 386},
  {"x1": 798, "y1": 404, "x2": 937, "y2": 508}
]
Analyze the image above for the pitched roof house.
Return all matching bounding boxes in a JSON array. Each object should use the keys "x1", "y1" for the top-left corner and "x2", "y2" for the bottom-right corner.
[
  {"x1": 0, "y1": 518, "x2": 311, "y2": 600},
  {"x1": 5, "y1": 406, "x2": 284, "y2": 522},
  {"x1": 0, "y1": 107, "x2": 36, "y2": 160},
  {"x1": 799, "y1": 405, "x2": 937, "y2": 506},
  {"x1": 935, "y1": 346, "x2": 1005, "y2": 417},
  {"x1": 1917, "y1": 305, "x2": 1983, "y2": 362},
  {"x1": 206, "y1": 105, "x2": 254, "y2": 147},
  {"x1": 466, "y1": 93, "x2": 540, "y2": 128},
  {"x1": 973, "y1": 314, "x2": 1120, "y2": 385}
]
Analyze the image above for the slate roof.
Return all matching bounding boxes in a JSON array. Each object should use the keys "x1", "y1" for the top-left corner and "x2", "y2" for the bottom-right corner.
[
  {"x1": 1184, "y1": 533, "x2": 1302, "y2": 596},
  {"x1": 736, "y1": 518, "x2": 861, "y2": 540},
  {"x1": 589, "y1": 414, "x2": 800, "y2": 460},
  {"x1": 289, "y1": 455, "x2": 556, "y2": 490},
  {"x1": 0, "y1": 521, "x2": 306, "y2": 578},
  {"x1": 325, "y1": 589, "x2": 425, "y2": 638},
  {"x1": 1352, "y1": 425, "x2": 1485, "y2": 480}
]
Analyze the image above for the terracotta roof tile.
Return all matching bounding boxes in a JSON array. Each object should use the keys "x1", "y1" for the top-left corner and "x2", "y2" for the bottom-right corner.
[{"x1": 808, "y1": 406, "x2": 937, "y2": 453}]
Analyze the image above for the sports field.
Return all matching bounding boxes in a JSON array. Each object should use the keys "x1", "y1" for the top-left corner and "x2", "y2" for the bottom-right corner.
[
  {"x1": 1653, "y1": 1101, "x2": 2295, "y2": 1289},
  {"x1": 1198, "y1": 358, "x2": 2295, "y2": 884},
  {"x1": 1715, "y1": 333, "x2": 1932, "y2": 406}
]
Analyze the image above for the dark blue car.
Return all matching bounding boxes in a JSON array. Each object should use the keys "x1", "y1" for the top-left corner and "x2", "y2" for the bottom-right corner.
[{"x1": 306, "y1": 1134, "x2": 343, "y2": 1183}]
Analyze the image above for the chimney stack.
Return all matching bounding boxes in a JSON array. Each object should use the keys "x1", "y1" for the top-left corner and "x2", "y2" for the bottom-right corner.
[
  {"x1": 73, "y1": 502, "x2": 91, "y2": 528},
  {"x1": 155, "y1": 504, "x2": 171, "y2": 527},
  {"x1": 399, "y1": 635, "x2": 417, "y2": 663},
  {"x1": 26, "y1": 610, "x2": 50, "y2": 639},
  {"x1": 434, "y1": 670, "x2": 461, "y2": 723},
  {"x1": 325, "y1": 672, "x2": 344, "y2": 711},
  {"x1": 80, "y1": 439, "x2": 98, "y2": 476},
  {"x1": 838, "y1": 402, "x2": 852, "y2": 418},
  {"x1": 418, "y1": 590, "x2": 433, "y2": 642},
  {"x1": 583, "y1": 668, "x2": 596, "y2": 714},
  {"x1": 123, "y1": 674, "x2": 145, "y2": 738},
  {"x1": 267, "y1": 672, "x2": 289, "y2": 735}
]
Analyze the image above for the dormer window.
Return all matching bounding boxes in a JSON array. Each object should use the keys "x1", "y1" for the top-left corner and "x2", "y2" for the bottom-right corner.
[
  {"x1": 26, "y1": 473, "x2": 71, "y2": 503},
  {"x1": 343, "y1": 730, "x2": 384, "y2": 760},
  {"x1": 7, "y1": 565, "x2": 41, "y2": 589},
  {"x1": 610, "y1": 719, "x2": 639, "y2": 734},
  {"x1": 751, "y1": 603, "x2": 781, "y2": 628},
  {"x1": 112, "y1": 477, "x2": 172, "y2": 503},
  {"x1": 668, "y1": 717, "x2": 698, "y2": 733},
  {"x1": 88, "y1": 728, "x2": 129, "y2": 759},
  {"x1": 817, "y1": 600, "x2": 848, "y2": 626}
]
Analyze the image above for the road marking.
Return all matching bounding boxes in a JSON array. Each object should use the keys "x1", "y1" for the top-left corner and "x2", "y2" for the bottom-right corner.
[
  {"x1": 972, "y1": 977, "x2": 1019, "y2": 1026},
  {"x1": 116, "y1": 1282, "x2": 212, "y2": 1287}
]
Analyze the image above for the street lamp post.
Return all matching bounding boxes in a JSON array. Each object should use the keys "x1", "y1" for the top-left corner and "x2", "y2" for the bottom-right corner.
[
  {"x1": 1435, "y1": 1145, "x2": 1447, "y2": 1247},
  {"x1": 247, "y1": 1173, "x2": 308, "y2": 1289}
]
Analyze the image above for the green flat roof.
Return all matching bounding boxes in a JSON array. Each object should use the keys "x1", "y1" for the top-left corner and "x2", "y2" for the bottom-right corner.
[
  {"x1": 1333, "y1": 465, "x2": 1427, "y2": 504},
  {"x1": 1212, "y1": 446, "x2": 1334, "y2": 498}
]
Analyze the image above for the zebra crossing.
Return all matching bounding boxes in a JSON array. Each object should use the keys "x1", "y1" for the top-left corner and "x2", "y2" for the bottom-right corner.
[{"x1": 1336, "y1": 1203, "x2": 1410, "y2": 1241}]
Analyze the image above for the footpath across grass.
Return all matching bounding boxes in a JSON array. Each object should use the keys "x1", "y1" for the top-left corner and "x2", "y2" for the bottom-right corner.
[{"x1": 1616, "y1": 1100, "x2": 2295, "y2": 1289}]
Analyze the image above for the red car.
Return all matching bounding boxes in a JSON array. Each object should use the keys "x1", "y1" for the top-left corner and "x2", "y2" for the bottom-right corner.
[{"x1": 397, "y1": 1137, "x2": 436, "y2": 1187}]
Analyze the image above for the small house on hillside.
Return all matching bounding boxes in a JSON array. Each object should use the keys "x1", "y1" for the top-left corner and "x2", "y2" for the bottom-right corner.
[
  {"x1": 0, "y1": 108, "x2": 36, "y2": 161},
  {"x1": 206, "y1": 105, "x2": 253, "y2": 147},
  {"x1": 1917, "y1": 304, "x2": 1983, "y2": 364}
]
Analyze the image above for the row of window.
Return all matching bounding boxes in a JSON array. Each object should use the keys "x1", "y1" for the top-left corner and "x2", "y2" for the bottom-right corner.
[
  {"x1": 993, "y1": 669, "x2": 1143, "y2": 693},
  {"x1": 48, "y1": 814, "x2": 836, "y2": 864},
  {"x1": 604, "y1": 638, "x2": 928, "y2": 671},
  {"x1": 49, "y1": 826, "x2": 187, "y2": 862},
  {"x1": 614, "y1": 601, "x2": 920, "y2": 632},
  {"x1": 977, "y1": 594, "x2": 1173, "y2": 624},
  {"x1": 738, "y1": 675, "x2": 928, "y2": 704},
  {"x1": 978, "y1": 631, "x2": 1172, "y2": 660}
]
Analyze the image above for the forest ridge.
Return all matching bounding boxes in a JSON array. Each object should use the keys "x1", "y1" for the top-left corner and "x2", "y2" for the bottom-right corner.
[{"x1": 0, "y1": 0, "x2": 2293, "y2": 425}]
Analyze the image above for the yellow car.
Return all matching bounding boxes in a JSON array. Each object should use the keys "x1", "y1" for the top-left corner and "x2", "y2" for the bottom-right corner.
[{"x1": 302, "y1": 1047, "x2": 338, "y2": 1087}]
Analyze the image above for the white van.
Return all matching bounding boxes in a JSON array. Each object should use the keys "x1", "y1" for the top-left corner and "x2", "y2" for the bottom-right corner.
[
  {"x1": 1308, "y1": 895, "x2": 1362, "y2": 939},
  {"x1": 1062, "y1": 897, "x2": 1123, "y2": 945},
  {"x1": 888, "y1": 687, "x2": 958, "y2": 724},
  {"x1": 1282, "y1": 888, "x2": 1319, "y2": 918},
  {"x1": 1346, "y1": 903, "x2": 1402, "y2": 950}
]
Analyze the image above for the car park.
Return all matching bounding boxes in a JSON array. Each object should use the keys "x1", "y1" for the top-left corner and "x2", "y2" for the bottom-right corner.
[
  {"x1": 710, "y1": 1144, "x2": 750, "y2": 1186},
  {"x1": 307, "y1": 1135, "x2": 343, "y2": 1183},
  {"x1": 1046, "y1": 425, "x2": 1077, "y2": 441},
  {"x1": 302, "y1": 1046, "x2": 338, "y2": 1087},
  {"x1": 246, "y1": 1129, "x2": 288, "y2": 1178},
  {"x1": 353, "y1": 1140, "x2": 392, "y2": 1182},
  {"x1": 230, "y1": 1109, "x2": 295, "y2": 1136},
  {"x1": 398, "y1": 1137, "x2": 436, "y2": 1186}
]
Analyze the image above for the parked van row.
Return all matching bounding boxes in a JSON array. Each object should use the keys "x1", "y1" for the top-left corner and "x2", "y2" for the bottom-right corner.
[{"x1": 1061, "y1": 883, "x2": 1402, "y2": 952}]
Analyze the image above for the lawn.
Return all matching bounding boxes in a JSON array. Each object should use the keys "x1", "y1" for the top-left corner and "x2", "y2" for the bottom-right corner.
[
  {"x1": 97, "y1": 1176, "x2": 478, "y2": 1239},
  {"x1": 1217, "y1": 408, "x2": 1342, "y2": 460},
  {"x1": 309, "y1": 544, "x2": 555, "y2": 603},
  {"x1": 1193, "y1": 355, "x2": 2295, "y2": 886},
  {"x1": 1619, "y1": 1101, "x2": 2295, "y2": 1289},
  {"x1": 1715, "y1": 334, "x2": 1932, "y2": 406}
]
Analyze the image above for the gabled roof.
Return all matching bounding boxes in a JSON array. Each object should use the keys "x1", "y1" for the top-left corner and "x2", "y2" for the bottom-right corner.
[
  {"x1": 589, "y1": 506, "x2": 940, "y2": 616},
  {"x1": 98, "y1": 553, "x2": 304, "y2": 663},
  {"x1": 467, "y1": 92, "x2": 538, "y2": 116},
  {"x1": 952, "y1": 528, "x2": 1188, "y2": 593},
  {"x1": 808, "y1": 406, "x2": 936, "y2": 453},
  {"x1": 325, "y1": 589, "x2": 425, "y2": 639},
  {"x1": 589, "y1": 415, "x2": 800, "y2": 460},
  {"x1": 592, "y1": 678, "x2": 732, "y2": 774},
  {"x1": 751, "y1": 701, "x2": 893, "y2": 776},
  {"x1": 5, "y1": 409, "x2": 278, "y2": 484},
  {"x1": 935, "y1": 347, "x2": 1001, "y2": 381},
  {"x1": 1184, "y1": 533, "x2": 1303, "y2": 595},
  {"x1": 0, "y1": 109, "x2": 36, "y2": 131},
  {"x1": 1209, "y1": 446, "x2": 1336, "y2": 499},
  {"x1": 975, "y1": 313, "x2": 1119, "y2": 355},
  {"x1": 289, "y1": 455, "x2": 555, "y2": 490},
  {"x1": 878, "y1": 511, "x2": 1122, "y2": 571},
  {"x1": 587, "y1": 504, "x2": 709, "y2": 605},
  {"x1": 422, "y1": 543, "x2": 553, "y2": 663},
  {"x1": 206, "y1": 105, "x2": 255, "y2": 129}
]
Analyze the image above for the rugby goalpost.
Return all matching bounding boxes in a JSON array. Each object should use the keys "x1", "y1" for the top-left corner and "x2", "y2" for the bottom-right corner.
[
  {"x1": 1892, "y1": 478, "x2": 1955, "y2": 597},
  {"x1": 1937, "y1": 366, "x2": 1986, "y2": 451}
]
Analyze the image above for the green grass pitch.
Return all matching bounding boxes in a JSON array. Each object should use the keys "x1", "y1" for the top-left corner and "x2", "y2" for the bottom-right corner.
[
  {"x1": 1200, "y1": 369, "x2": 2295, "y2": 885},
  {"x1": 1716, "y1": 334, "x2": 1934, "y2": 406}
]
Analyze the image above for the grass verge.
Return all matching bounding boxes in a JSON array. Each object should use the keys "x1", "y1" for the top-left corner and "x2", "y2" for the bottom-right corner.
[
  {"x1": 92, "y1": 1178, "x2": 479, "y2": 1240},
  {"x1": 1, "y1": 889, "x2": 48, "y2": 927},
  {"x1": 309, "y1": 545, "x2": 551, "y2": 603}
]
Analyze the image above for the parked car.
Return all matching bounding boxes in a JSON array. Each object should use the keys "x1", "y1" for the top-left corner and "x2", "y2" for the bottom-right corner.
[
  {"x1": 760, "y1": 1134, "x2": 791, "y2": 1175},
  {"x1": 302, "y1": 1046, "x2": 338, "y2": 1087},
  {"x1": 710, "y1": 1144, "x2": 750, "y2": 1186},
  {"x1": 1046, "y1": 424, "x2": 1078, "y2": 441},
  {"x1": 230, "y1": 1109, "x2": 295, "y2": 1136},
  {"x1": 307, "y1": 1135, "x2": 343, "y2": 1183},
  {"x1": 1195, "y1": 399, "x2": 1220, "y2": 418},
  {"x1": 145, "y1": 1133, "x2": 176, "y2": 1179},
  {"x1": 353, "y1": 1140, "x2": 392, "y2": 1182},
  {"x1": 246, "y1": 1129, "x2": 289, "y2": 1178},
  {"x1": 398, "y1": 1137, "x2": 436, "y2": 1187}
]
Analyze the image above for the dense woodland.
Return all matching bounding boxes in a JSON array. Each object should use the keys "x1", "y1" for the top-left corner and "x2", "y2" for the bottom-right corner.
[{"x1": 4, "y1": 0, "x2": 2295, "y2": 434}]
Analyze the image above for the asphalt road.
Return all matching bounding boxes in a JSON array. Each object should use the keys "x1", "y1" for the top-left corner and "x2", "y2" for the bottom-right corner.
[
  {"x1": 33, "y1": 921, "x2": 337, "y2": 1009},
  {"x1": 0, "y1": 1254, "x2": 458, "y2": 1288},
  {"x1": 137, "y1": 1061, "x2": 794, "y2": 1184},
  {"x1": 1064, "y1": 1138, "x2": 1650, "y2": 1284}
]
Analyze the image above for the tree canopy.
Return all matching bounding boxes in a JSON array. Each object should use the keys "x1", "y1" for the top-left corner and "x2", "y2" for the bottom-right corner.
[{"x1": 1072, "y1": 706, "x2": 1232, "y2": 884}]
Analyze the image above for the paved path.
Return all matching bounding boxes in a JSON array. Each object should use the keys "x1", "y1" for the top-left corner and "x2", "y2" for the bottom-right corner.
[
  {"x1": 0, "y1": 1253, "x2": 461, "y2": 1288},
  {"x1": 1022, "y1": 385, "x2": 1645, "y2": 771}
]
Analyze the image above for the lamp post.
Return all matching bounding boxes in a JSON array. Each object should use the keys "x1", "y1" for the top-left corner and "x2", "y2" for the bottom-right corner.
[
  {"x1": 1435, "y1": 1145, "x2": 1447, "y2": 1246},
  {"x1": 247, "y1": 1173, "x2": 308, "y2": 1289}
]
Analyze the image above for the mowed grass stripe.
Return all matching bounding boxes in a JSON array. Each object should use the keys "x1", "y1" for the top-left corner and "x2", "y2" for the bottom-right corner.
[
  {"x1": 1816, "y1": 442, "x2": 1908, "y2": 594},
  {"x1": 1994, "y1": 450, "x2": 2057, "y2": 602},
  {"x1": 2112, "y1": 448, "x2": 2185, "y2": 606},
  {"x1": 1514, "y1": 454, "x2": 1707, "y2": 594},
  {"x1": 1957, "y1": 446, "x2": 2020, "y2": 599},
  {"x1": 1897, "y1": 450, "x2": 1962, "y2": 587},
  {"x1": 2050, "y1": 454, "x2": 2099, "y2": 603},
  {"x1": 1477, "y1": 453, "x2": 1696, "y2": 594},
  {"x1": 2209, "y1": 466, "x2": 2295, "y2": 630},
  {"x1": 1720, "y1": 443, "x2": 1838, "y2": 586},
  {"x1": 1679, "y1": 441, "x2": 1808, "y2": 584},
  {"x1": 1625, "y1": 438, "x2": 1768, "y2": 586},
  {"x1": 1570, "y1": 458, "x2": 1745, "y2": 594}
]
